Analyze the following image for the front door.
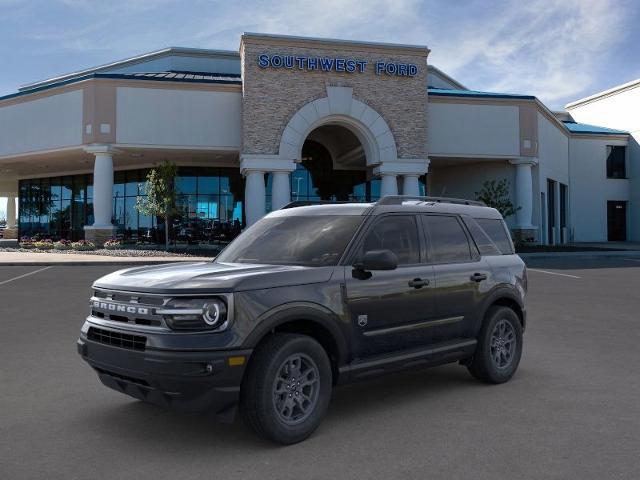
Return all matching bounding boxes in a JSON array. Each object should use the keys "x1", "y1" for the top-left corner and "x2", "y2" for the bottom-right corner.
[
  {"x1": 607, "y1": 201, "x2": 627, "y2": 241},
  {"x1": 344, "y1": 214, "x2": 436, "y2": 358}
]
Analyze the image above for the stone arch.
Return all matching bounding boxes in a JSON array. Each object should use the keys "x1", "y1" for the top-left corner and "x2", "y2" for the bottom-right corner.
[{"x1": 278, "y1": 86, "x2": 398, "y2": 166}]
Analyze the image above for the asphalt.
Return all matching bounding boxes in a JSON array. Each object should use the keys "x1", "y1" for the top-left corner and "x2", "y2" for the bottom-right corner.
[{"x1": 1, "y1": 259, "x2": 639, "y2": 479}]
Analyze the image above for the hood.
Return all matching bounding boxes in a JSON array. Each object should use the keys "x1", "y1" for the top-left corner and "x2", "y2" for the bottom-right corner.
[{"x1": 93, "y1": 261, "x2": 335, "y2": 294}]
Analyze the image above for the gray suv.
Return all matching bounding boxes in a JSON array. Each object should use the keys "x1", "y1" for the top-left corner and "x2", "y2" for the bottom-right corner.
[{"x1": 78, "y1": 196, "x2": 527, "y2": 444}]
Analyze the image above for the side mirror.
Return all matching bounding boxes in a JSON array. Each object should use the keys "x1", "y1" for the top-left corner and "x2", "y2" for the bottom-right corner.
[{"x1": 354, "y1": 249, "x2": 398, "y2": 271}]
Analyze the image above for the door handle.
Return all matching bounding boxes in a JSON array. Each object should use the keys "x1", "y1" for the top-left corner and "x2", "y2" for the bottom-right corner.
[
  {"x1": 408, "y1": 278, "x2": 430, "y2": 288},
  {"x1": 470, "y1": 273, "x2": 488, "y2": 282}
]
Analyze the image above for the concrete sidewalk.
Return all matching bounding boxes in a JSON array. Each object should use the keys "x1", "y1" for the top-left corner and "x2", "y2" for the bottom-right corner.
[
  {"x1": 0, "y1": 251, "x2": 212, "y2": 266},
  {"x1": 519, "y1": 250, "x2": 640, "y2": 259}
]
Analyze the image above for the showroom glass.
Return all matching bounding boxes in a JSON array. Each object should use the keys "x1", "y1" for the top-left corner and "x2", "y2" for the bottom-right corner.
[
  {"x1": 359, "y1": 215, "x2": 420, "y2": 265},
  {"x1": 18, "y1": 167, "x2": 244, "y2": 243},
  {"x1": 265, "y1": 163, "x2": 382, "y2": 212},
  {"x1": 216, "y1": 215, "x2": 364, "y2": 266},
  {"x1": 423, "y1": 215, "x2": 472, "y2": 263}
]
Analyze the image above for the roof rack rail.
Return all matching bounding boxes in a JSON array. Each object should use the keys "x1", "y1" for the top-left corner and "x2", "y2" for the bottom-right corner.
[
  {"x1": 281, "y1": 200, "x2": 358, "y2": 209},
  {"x1": 376, "y1": 195, "x2": 486, "y2": 207}
]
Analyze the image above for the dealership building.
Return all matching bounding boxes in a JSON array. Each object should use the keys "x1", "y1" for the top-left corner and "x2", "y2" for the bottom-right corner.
[{"x1": 0, "y1": 33, "x2": 636, "y2": 245}]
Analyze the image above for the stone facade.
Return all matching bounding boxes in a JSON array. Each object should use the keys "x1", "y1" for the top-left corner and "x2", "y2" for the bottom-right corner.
[{"x1": 240, "y1": 34, "x2": 429, "y2": 161}]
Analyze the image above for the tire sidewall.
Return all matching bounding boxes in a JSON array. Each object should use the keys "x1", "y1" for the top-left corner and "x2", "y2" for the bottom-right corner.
[{"x1": 256, "y1": 336, "x2": 332, "y2": 443}]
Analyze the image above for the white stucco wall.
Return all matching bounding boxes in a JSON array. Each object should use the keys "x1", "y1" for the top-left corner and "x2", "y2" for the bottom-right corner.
[
  {"x1": 429, "y1": 161, "x2": 517, "y2": 227},
  {"x1": 116, "y1": 87, "x2": 242, "y2": 149},
  {"x1": 0, "y1": 90, "x2": 83, "y2": 157},
  {"x1": 428, "y1": 102, "x2": 520, "y2": 157},
  {"x1": 568, "y1": 136, "x2": 629, "y2": 242},
  {"x1": 567, "y1": 85, "x2": 640, "y2": 241}
]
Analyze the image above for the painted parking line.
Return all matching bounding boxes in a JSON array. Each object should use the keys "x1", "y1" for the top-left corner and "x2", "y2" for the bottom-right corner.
[
  {"x1": 0, "y1": 266, "x2": 52, "y2": 286},
  {"x1": 527, "y1": 268, "x2": 581, "y2": 279}
]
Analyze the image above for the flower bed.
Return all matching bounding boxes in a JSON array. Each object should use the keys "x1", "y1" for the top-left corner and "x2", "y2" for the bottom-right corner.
[
  {"x1": 103, "y1": 238, "x2": 122, "y2": 250},
  {"x1": 54, "y1": 239, "x2": 72, "y2": 250},
  {"x1": 70, "y1": 240, "x2": 96, "y2": 251}
]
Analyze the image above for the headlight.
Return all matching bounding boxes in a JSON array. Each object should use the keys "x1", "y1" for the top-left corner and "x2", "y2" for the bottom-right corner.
[{"x1": 157, "y1": 297, "x2": 228, "y2": 331}]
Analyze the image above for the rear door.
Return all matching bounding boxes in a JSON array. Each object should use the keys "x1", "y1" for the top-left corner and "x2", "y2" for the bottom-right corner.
[
  {"x1": 344, "y1": 214, "x2": 436, "y2": 358},
  {"x1": 421, "y1": 214, "x2": 491, "y2": 341}
]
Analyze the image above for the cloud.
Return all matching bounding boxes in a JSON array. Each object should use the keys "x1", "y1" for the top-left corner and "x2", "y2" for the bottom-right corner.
[{"x1": 1, "y1": 0, "x2": 636, "y2": 108}]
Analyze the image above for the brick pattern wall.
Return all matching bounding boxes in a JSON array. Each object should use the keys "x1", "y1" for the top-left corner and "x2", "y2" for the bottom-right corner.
[{"x1": 241, "y1": 38, "x2": 428, "y2": 159}]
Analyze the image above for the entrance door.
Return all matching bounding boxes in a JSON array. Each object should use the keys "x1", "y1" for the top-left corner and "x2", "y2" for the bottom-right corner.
[
  {"x1": 607, "y1": 201, "x2": 627, "y2": 241},
  {"x1": 344, "y1": 214, "x2": 436, "y2": 358}
]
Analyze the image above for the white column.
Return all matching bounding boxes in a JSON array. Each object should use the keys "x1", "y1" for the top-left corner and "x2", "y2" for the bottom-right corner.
[
  {"x1": 6, "y1": 195, "x2": 16, "y2": 229},
  {"x1": 271, "y1": 171, "x2": 291, "y2": 210},
  {"x1": 402, "y1": 174, "x2": 420, "y2": 196},
  {"x1": 380, "y1": 174, "x2": 398, "y2": 197},
  {"x1": 244, "y1": 170, "x2": 266, "y2": 226},
  {"x1": 509, "y1": 158, "x2": 537, "y2": 229},
  {"x1": 91, "y1": 151, "x2": 115, "y2": 227}
]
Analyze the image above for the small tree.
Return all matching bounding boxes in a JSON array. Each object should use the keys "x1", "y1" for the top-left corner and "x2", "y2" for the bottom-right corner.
[
  {"x1": 136, "y1": 161, "x2": 178, "y2": 250},
  {"x1": 475, "y1": 179, "x2": 520, "y2": 218}
]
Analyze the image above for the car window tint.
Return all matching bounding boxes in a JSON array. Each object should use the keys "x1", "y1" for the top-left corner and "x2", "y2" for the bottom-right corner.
[
  {"x1": 424, "y1": 215, "x2": 472, "y2": 263},
  {"x1": 476, "y1": 218, "x2": 514, "y2": 254},
  {"x1": 360, "y1": 216, "x2": 420, "y2": 265},
  {"x1": 463, "y1": 217, "x2": 501, "y2": 256}
]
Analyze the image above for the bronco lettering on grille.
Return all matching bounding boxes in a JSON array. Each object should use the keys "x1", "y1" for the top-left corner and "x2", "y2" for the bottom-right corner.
[{"x1": 92, "y1": 300, "x2": 149, "y2": 315}]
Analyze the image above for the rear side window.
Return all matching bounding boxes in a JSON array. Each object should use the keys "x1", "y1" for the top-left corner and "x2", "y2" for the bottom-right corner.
[
  {"x1": 463, "y1": 217, "x2": 502, "y2": 256},
  {"x1": 423, "y1": 215, "x2": 472, "y2": 263},
  {"x1": 476, "y1": 218, "x2": 514, "y2": 254}
]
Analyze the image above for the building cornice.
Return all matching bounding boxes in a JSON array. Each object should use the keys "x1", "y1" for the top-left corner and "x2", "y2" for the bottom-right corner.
[{"x1": 241, "y1": 32, "x2": 430, "y2": 56}]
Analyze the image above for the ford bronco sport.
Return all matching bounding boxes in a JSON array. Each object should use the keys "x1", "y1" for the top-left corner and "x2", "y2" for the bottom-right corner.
[{"x1": 78, "y1": 196, "x2": 527, "y2": 444}]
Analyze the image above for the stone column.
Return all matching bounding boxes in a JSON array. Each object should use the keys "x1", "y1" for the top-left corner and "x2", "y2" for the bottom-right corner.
[
  {"x1": 402, "y1": 174, "x2": 421, "y2": 196},
  {"x1": 509, "y1": 158, "x2": 538, "y2": 243},
  {"x1": 3, "y1": 194, "x2": 17, "y2": 240},
  {"x1": 241, "y1": 154, "x2": 296, "y2": 226},
  {"x1": 271, "y1": 171, "x2": 291, "y2": 210},
  {"x1": 84, "y1": 145, "x2": 117, "y2": 245},
  {"x1": 244, "y1": 170, "x2": 266, "y2": 226},
  {"x1": 379, "y1": 174, "x2": 398, "y2": 197}
]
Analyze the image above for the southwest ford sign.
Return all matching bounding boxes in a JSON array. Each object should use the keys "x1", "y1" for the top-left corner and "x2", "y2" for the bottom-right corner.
[{"x1": 257, "y1": 54, "x2": 418, "y2": 77}]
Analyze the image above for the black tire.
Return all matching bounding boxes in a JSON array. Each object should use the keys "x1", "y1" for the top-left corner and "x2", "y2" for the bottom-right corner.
[
  {"x1": 240, "y1": 333, "x2": 332, "y2": 444},
  {"x1": 467, "y1": 306, "x2": 523, "y2": 384}
]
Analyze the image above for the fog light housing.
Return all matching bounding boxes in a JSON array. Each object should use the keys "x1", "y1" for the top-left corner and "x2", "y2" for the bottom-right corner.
[{"x1": 158, "y1": 298, "x2": 228, "y2": 331}]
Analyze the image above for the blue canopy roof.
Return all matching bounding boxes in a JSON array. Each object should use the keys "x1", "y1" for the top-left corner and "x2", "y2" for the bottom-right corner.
[
  {"x1": 427, "y1": 88, "x2": 535, "y2": 100},
  {"x1": 562, "y1": 121, "x2": 628, "y2": 135}
]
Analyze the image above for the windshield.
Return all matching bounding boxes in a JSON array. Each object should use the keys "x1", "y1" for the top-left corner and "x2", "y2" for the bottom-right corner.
[{"x1": 216, "y1": 215, "x2": 364, "y2": 266}]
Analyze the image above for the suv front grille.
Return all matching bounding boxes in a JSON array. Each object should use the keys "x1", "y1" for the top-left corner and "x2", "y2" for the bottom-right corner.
[
  {"x1": 87, "y1": 327, "x2": 146, "y2": 351},
  {"x1": 90, "y1": 288, "x2": 167, "y2": 329}
]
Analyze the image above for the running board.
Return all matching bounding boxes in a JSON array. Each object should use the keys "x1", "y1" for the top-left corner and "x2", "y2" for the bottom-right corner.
[{"x1": 338, "y1": 338, "x2": 477, "y2": 384}]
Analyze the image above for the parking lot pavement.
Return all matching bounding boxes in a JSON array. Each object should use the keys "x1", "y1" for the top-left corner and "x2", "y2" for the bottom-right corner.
[{"x1": 1, "y1": 259, "x2": 640, "y2": 480}]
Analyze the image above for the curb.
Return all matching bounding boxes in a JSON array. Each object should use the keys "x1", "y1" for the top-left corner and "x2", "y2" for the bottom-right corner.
[{"x1": 519, "y1": 251, "x2": 640, "y2": 259}]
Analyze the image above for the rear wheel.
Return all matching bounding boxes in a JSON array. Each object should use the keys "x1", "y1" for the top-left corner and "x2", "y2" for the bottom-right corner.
[
  {"x1": 240, "y1": 333, "x2": 332, "y2": 444},
  {"x1": 467, "y1": 306, "x2": 523, "y2": 384}
]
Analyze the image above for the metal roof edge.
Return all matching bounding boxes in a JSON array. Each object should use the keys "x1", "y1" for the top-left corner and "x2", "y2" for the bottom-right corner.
[
  {"x1": 1, "y1": 72, "x2": 242, "y2": 103},
  {"x1": 19, "y1": 47, "x2": 240, "y2": 92},
  {"x1": 565, "y1": 78, "x2": 640, "y2": 109}
]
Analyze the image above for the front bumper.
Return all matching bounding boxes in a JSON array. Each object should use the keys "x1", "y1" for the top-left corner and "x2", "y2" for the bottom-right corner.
[{"x1": 77, "y1": 330, "x2": 251, "y2": 420}]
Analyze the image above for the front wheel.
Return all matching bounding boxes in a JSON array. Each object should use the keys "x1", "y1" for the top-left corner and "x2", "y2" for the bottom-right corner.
[
  {"x1": 240, "y1": 333, "x2": 332, "y2": 444},
  {"x1": 467, "y1": 306, "x2": 523, "y2": 384}
]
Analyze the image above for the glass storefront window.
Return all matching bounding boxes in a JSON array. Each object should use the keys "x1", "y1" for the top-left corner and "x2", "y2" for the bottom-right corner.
[{"x1": 18, "y1": 166, "x2": 245, "y2": 244}]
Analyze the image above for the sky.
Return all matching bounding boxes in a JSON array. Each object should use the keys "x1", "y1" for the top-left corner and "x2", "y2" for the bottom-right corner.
[
  {"x1": 1, "y1": 0, "x2": 639, "y2": 218},
  {"x1": 0, "y1": 0, "x2": 639, "y2": 109}
]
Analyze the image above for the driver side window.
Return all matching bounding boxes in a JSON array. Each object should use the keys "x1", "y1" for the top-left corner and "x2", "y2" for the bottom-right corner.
[{"x1": 360, "y1": 215, "x2": 420, "y2": 265}]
